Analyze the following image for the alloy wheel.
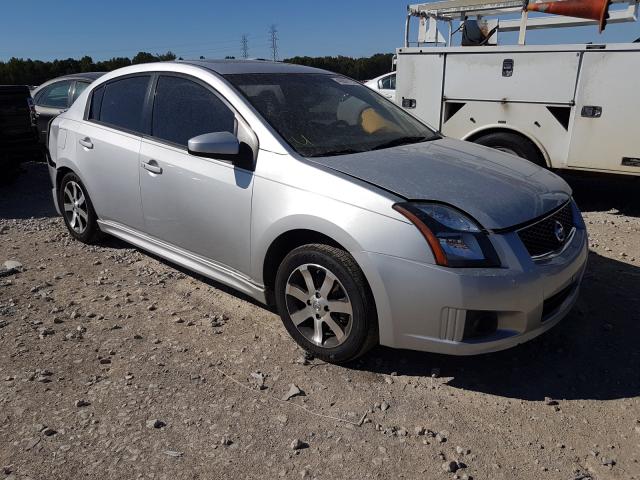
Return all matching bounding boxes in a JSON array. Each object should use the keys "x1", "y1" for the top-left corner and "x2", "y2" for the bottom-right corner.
[
  {"x1": 63, "y1": 181, "x2": 88, "y2": 234},
  {"x1": 285, "y1": 263, "x2": 353, "y2": 348}
]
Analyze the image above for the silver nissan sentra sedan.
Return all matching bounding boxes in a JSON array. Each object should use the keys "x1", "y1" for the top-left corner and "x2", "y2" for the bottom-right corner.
[{"x1": 47, "y1": 60, "x2": 588, "y2": 363}]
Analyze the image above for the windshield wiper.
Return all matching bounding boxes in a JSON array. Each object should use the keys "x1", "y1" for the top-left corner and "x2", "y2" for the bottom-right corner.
[
  {"x1": 307, "y1": 148, "x2": 364, "y2": 157},
  {"x1": 370, "y1": 135, "x2": 433, "y2": 151}
]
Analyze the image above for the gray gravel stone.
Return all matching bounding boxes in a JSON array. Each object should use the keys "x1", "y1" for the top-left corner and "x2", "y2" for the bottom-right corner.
[
  {"x1": 146, "y1": 418, "x2": 166, "y2": 429},
  {"x1": 282, "y1": 383, "x2": 304, "y2": 401},
  {"x1": 442, "y1": 461, "x2": 458, "y2": 473},
  {"x1": 38, "y1": 327, "x2": 55, "y2": 338},
  {"x1": 3, "y1": 260, "x2": 22, "y2": 271},
  {"x1": 164, "y1": 450, "x2": 184, "y2": 457},
  {"x1": 290, "y1": 439, "x2": 308, "y2": 450}
]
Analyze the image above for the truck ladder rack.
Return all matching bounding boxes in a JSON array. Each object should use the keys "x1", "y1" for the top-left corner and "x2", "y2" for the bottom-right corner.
[{"x1": 405, "y1": 0, "x2": 639, "y2": 46}]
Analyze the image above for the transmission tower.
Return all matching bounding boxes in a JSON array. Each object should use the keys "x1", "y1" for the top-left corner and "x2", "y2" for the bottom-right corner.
[
  {"x1": 241, "y1": 34, "x2": 249, "y2": 59},
  {"x1": 268, "y1": 25, "x2": 279, "y2": 61}
]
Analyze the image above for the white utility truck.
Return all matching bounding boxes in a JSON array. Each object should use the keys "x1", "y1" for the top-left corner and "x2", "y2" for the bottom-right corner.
[{"x1": 396, "y1": 0, "x2": 640, "y2": 175}]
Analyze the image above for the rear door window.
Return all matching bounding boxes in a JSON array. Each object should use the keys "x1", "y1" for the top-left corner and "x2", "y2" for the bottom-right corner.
[
  {"x1": 99, "y1": 75, "x2": 150, "y2": 134},
  {"x1": 36, "y1": 80, "x2": 73, "y2": 108},
  {"x1": 151, "y1": 75, "x2": 235, "y2": 147}
]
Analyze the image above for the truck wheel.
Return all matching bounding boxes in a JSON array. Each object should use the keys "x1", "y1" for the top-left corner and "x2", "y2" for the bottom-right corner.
[
  {"x1": 474, "y1": 132, "x2": 546, "y2": 167},
  {"x1": 274, "y1": 243, "x2": 378, "y2": 364}
]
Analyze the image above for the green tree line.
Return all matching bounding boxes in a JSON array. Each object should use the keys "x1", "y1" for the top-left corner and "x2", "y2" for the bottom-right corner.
[
  {"x1": 0, "y1": 51, "x2": 177, "y2": 86},
  {"x1": 285, "y1": 53, "x2": 394, "y2": 80},
  {"x1": 0, "y1": 51, "x2": 394, "y2": 86}
]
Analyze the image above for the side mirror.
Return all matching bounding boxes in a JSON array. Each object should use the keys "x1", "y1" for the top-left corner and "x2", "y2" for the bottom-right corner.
[{"x1": 187, "y1": 131, "x2": 240, "y2": 158}]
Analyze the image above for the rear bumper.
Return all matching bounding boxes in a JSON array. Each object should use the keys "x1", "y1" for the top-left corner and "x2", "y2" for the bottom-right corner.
[
  {"x1": 48, "y1": 161, "x2": 61, "y2": 215},
  {"x1": 366, "y1": 225, "x2": 588, "y2": 355}
]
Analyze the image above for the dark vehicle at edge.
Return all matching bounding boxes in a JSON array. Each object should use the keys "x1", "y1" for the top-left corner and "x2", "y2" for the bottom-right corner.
[{"x1": 0, "y1": 85, "x2": 39, "y2": 175}]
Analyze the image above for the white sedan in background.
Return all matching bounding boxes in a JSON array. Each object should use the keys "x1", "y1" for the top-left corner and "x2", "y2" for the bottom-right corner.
[{"x1": 364, "y1": 72, "x2": 396, "y2": 102}]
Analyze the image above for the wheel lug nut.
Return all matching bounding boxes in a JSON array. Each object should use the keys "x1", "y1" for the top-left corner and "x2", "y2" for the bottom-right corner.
[
  {"x1": 315, "y1": 314, "x2": 320, "y2": 319},
  {"x1": 324, "y1": 306, "x2": 329, "y2": 311},
  {"x1": 315, "y1": 292, "x2": 320, "y2": 298},
  {"x1": 306, "y1": 300, "x2": 311, "y2": 305}
]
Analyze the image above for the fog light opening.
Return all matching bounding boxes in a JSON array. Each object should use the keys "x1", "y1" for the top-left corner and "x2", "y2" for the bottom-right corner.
[{"x1": 463, "y1": 311, "x2": 498, "y2": 340}]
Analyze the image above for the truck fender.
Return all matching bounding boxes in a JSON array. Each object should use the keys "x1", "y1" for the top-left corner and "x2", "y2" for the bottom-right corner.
[{"x1": 462, "y1": 124, "x2": 551, "y2": 168}]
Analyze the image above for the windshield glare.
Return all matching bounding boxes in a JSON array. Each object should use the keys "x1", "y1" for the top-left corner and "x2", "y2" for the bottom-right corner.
[{"x1": 225, "y1": 73, "x2": 438, "y2": 157}]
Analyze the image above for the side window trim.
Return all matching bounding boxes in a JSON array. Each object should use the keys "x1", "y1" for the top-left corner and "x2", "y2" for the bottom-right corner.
[{"x1": 84, "y1": 73, "x2": 153, "y2": 137}]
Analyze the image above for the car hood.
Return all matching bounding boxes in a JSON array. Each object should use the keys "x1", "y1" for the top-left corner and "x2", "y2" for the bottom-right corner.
[{"x1": 309, "y1": 137, "x2": 571, "y2": 230}]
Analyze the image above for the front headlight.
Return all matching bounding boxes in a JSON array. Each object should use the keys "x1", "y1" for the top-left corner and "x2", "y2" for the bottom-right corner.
[{"x1": 393, "y1": 202, "x2": 500, "y2": 267}]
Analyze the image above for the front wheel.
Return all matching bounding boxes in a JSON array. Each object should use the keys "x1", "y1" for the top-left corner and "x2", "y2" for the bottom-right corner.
[{"x1": 274, "y1": 244, "x2": 378, "y2": 364}]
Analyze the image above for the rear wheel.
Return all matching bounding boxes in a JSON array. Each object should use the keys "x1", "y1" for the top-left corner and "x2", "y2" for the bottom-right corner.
[
  {"x1": 58, "y1": 172, "x2": 102, "y2": 244},
  {"x1": 274, "y1": 244, "x2": 378, "y2": 364},
  {"x1": 474, "y1": 132, "x2": 545, "y2": 167}
]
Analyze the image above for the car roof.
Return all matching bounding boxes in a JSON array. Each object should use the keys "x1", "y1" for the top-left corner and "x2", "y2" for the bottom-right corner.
[
  {"x1": 32, "y1": 72, "x2": 106, "y2": 95},
  {"x1": 176, "y1": 59, "x2": 331, "y2": 76},
  {"x1": 55, "y1": 72, "x2": 106, "y2": 81}
]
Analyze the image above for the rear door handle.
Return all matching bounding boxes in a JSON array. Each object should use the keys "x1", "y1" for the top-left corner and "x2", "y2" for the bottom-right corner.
[
  {"x1": 78, "y1": 137, "x2": 93, "y2": 149},
  {"x1": 142, "y1": 161, "x2": 163, "y2": 174},
  {"x1": 581, "y1": 105, "x2": 602, "y2": 118}
]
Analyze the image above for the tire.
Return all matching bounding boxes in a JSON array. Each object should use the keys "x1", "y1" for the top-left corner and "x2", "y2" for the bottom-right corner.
[
  {"x1": 58, "y1": 172, "x2": 103, "y2": 244},
  {"x1": 274, "y1": 243, "x2": 378, "y2": 364},
  {"x1": 474, "y1": 132, "x2": 545, "y2": 167}
]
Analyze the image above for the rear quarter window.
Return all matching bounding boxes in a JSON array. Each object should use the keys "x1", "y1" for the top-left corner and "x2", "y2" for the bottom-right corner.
[
  {"x1": 36, "y1": 80, "x2": 72, "y2": 108},
  {"x1": 72, "y1": 81, "x2": 90, "y2": 103},
  {"x1": 88, "y1": 85, "x2": 104, "y2": 120}
]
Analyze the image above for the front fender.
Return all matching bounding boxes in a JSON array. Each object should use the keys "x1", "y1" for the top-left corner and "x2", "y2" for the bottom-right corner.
[
  {"x1": 250, "y1": 174, "x2": 436, "y2": 348},
  {"x1": 252, "y1": 211, "x2": 402, "y2": 347}
]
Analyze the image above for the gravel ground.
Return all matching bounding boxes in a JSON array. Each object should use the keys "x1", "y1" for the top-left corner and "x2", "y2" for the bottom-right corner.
[{"x1": 1, "y1": 163, "x2": 639, "y2": 480}]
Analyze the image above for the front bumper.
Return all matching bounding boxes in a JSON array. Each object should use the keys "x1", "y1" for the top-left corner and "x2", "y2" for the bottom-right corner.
[{"x1": 364, "y1": 225, "x2": 588, "y2": 355}]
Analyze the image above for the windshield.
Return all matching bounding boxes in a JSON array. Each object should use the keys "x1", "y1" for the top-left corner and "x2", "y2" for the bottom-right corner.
[{"x1": 225, "y1": 73, "x2": 438, "y2": 157}]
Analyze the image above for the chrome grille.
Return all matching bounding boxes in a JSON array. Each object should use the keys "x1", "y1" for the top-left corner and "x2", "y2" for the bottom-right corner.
[{"x1": 517, "y1": 202, "x2": 574, "y2": 258}]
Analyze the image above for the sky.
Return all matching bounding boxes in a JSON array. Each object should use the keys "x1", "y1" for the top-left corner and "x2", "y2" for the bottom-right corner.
[{"x1": 1, "y1": 0, "x2": 639, "y2": 62}]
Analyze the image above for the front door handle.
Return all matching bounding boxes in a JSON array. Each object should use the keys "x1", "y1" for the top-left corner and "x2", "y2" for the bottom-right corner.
[
  {"x1": 78, "y1": 137, "x2": 93, "y2": 149},
  {"x1": 142, "y1": 161, "x2": 163, "y2": 174}
]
